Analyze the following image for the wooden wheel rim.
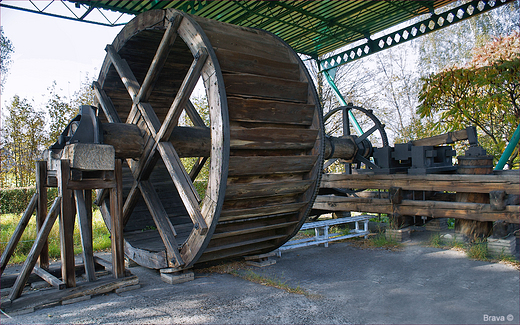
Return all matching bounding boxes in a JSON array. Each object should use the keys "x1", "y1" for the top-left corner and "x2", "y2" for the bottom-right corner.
[{"x1": 95, "y1": 9, "x2": 323, "y2": 268}]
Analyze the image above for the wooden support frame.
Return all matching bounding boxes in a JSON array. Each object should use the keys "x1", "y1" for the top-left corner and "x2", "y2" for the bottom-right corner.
[
  {"x1": 59, "y1": 159, "x2": 76, "y2": 288},
  {"x1": 75, "y1": 189, "x2": 96, "y2": 282},
  {"x1": 321, "y1": 173, "x2": 520, "y2": 195},
  {"x1": 110, "y1": 159, "x2": 125, "y2": 278},
  {"x1": 313, "y1": 196, "x2": 519, "y2": 224},
  {"x1": 6, "y1": 153, "x2": 127, "y2": 301},
  {"x1": 0, "y1": 193, "x2": 38, "y2": 276},
  {"x1": 9, "y1": 197, "x2": 61, "y2": 301},
  {"x1": 36, "y1": 160, "x2": 49, "y2": 269}
]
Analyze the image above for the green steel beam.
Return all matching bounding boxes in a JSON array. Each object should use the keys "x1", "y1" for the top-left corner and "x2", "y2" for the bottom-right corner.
[
  {"x1": 322, "y1": 69, "x2": 363, "y2": 136},
  {"x1": 495, "y1": 124, "x2": 520, "y2": 170},
  {"x1": 318, "y1": 0, "x2": 514, "y2": 71}
]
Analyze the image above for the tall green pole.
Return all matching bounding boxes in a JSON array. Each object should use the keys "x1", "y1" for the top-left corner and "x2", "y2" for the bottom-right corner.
[
  {"x1": 322, "y1": 69, "x2": 363, "y2": 135},
  {"x1": 494, "y1": 123, "x2": 520, "y2": 170}
]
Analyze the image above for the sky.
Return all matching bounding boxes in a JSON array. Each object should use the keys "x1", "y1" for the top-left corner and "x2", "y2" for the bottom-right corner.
[{"x1": 0, "y1": 1, "x2": 129, "y2": 111}]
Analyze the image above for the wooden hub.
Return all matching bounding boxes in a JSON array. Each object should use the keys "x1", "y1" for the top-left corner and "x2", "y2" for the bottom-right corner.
[{"x1": 95, "y1": 9, "x2": 323, "y2": 269}]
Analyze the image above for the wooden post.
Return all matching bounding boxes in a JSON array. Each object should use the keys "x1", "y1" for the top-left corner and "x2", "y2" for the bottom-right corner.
[
  {"x1": 59, "y1": 159, "x2": 76, "y2": 288},
  {"x1": 75, "y1": 189, "x2": 96, "y2": 282},
  {"x1": 36, "y1": 160, "x2": 49, "y2": 269},
  {"x1": 110, "y1": 159, "x2": 125, "y2": 278},
  {"x1": 455, "y1": 151, "x2": 493, "y2": 242},
  {"x1": 9, "y1": 197, "x2": 61, "y2": 301},
  {"x1": 0, "y1": 193, "x2": 37, "y2": 276}
]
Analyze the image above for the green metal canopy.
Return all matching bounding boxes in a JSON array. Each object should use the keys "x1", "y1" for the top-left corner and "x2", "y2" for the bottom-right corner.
[
  {"x1": 2, "y1": 0, "x2": 512, "y2": 68},
  {"x1": 71, "y1": 0, "x2": 457, "y2": 58}
]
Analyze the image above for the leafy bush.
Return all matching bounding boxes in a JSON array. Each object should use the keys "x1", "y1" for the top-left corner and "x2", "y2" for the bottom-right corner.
[{"x1": 0, "y1": 187, "x2": 101, "y2": 214}]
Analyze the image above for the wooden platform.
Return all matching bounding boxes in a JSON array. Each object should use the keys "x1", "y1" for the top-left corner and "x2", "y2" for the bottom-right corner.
[
  {"x1": 315, "y1": 173, "x2": 520, "y2": 224},
  {"x1": 1, "y1": 264, "x2": 139, "y2": 316}
]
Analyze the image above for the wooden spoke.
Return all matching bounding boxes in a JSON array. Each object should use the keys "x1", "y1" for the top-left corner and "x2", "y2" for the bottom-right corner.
[
  {"x1": 157, "y1": 142, "x2": 208, "y2": 234},
  {"x1": 92, "y1": 81, "x2": 122, "y2": 123},
  {"x1": 158, "y1": 48, "x2": 208, "y2": 141},
  {"x1": 138, "y1": 180, "x2": 184, "y2": 267},
  {"x1": 189, "y1": 157, "x2": 208, "y2": 182},
  {"x1": 185, "y1": 100, "x2": 207, "y2": 127},
  {"x1": 105, "y1": 44, "x2": 141, "y2": 100},
  {"x1": 323, "y1": 158, "x2": 338, "y2": 170},
  {"x1": 122, "y1": 182, "x2": 140, "y2": 227},
  {"x1": 138, "y1": 13, "x2": 183, "y2": 103},
  {"x1": 105, "y1": 45, "x2": 161, "y2": 136}
]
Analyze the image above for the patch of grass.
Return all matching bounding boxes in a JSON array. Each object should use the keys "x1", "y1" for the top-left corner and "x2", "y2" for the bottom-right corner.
[
  {"x1": 466, "y1": 239, "x2": 488, "y2": 260},
  {"x1": 200, "y1": 261, "x2": 317, "y2": 298},
  {"x1": 348, "y1": 233, "x2": 402, "y2": 251},
  {"x1": 233, "y1": 270, "x2": 309, "y2": 296},
  {"x1": 0, "y1": 210, "x2": 111, "y2": 265},
  {"x1": 428, "y1": 233, "x2": 443, "y2": 248},
  {"x1": 498, "y1": 254, "x2": 520, "y2": 269}
]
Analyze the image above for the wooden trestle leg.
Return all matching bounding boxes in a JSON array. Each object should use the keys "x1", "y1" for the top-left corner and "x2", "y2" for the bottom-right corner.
[
  {"x1": 36, "y1": 160, "x2": 49, "y2": 269},
  {"x1": 59, "y1": 159, "x2": 76, "y2": 288},
  {"x1": 110, "y1": 159, "x2": 125, "y2": 278}
]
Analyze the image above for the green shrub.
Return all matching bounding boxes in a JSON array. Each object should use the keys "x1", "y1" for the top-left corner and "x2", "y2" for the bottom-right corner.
[{"x1": 0, "y1": 187, "x2": 99, "y2": 214}]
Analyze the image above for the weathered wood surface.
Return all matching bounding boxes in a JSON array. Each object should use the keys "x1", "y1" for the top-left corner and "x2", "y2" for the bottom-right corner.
[
  {"x1": 36, "y1": 161, "x2": 49, "y2": 269},
  {"x1": 411, "y1": 127, "x2": 474, "y2": 146},
  {"x1": 321, "y1": 173, "x2": 520, "y2": 194},
  {"x1": 33, "y1": 266, "x2": 66, "y2": 290},
  {"x1": 95, "y1": 8, "x2": 323, "y2": 268},
  {"x1": 101, "y1": 123, "x2": 144, "y2": 159},
  {"x1": 110, "y1": 160, "x2": 125, "y2": 278},
  {"x1": 74, "y1": 190, "x2": 96, "y2": 282},
  {"x1": 2, "y1": 274, "x2": 139, "y2": 314},
  {"x1": 313, "y1": 195, "x2": 519, "y2": 224},
  {"x1": 9, "y1": 197, "x2": 61, "y2": 301},
  {"x1": 59, "y1": 160, "x2": 76, "y2": 288},
  {"x1": 0, "y1": 193, "x2": 37, "y2": 276}
]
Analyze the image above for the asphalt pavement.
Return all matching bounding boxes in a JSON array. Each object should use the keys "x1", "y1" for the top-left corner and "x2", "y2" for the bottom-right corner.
[{"x1": 1, "y1": 230, "x2": 519, "y2": 324}]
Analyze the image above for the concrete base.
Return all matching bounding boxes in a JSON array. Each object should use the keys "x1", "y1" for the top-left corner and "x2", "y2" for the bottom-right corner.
[
  {"x1": 160, "y1": 271, "x2": 194, "y2": 285},
  {"x1": 487, "y1": 236, "x2": 517, "y2": 257},
  {"x1": 244, "y1": 252, "x2": 277, "y2": 267},
  {"x1": 386, "y1": 227, "x2": 411, "y2": 242},
  {"x1": 425, "y1": 218, "x2": 448, "y2": 231}
]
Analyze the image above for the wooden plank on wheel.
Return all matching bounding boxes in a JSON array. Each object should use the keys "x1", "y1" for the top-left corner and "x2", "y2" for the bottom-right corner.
[
  {"x1": 138, "y1": 13, "x2": 183, "y2": 102},
  {"x1": 228, "y1": 155, "x2": 318, "y2": 176},
  {"x1": 157, "y1": 142, "x2": 208, "y2": 234},
  {"x1": 185, "y1": 100, "x2": 206, "y2": 127},
  {"x1": 158, "y1": 48, "x2": 208, "y2": 141},
  {"x1": 138, "y1": 180, "x2": 184, "y2": 267},
  {"x1": 105, "y1": 44, "x2": 161, "y2": 135},
  {"x1": 92, "y1": 81, "x2": 122, "y2": 123}
]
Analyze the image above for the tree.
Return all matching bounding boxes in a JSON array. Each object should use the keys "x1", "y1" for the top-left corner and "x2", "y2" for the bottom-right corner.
[
  {"x1": 1, "y1": 96, "x2": 47, "y2": 187},
  {"x1": 46, "y1": 81, "x2": 76, "y2": 146},
  {"x1": 417, "y1": 1, "x2": 520, "y2": 76},
  {"x1": 1, "y1": 27, "x2": 14, "y2": 92},
  {"x1": 46, "y1": 76, "x2": 95, "y2": 145},
  {"x1": 418, "y1": 32, "x2": 520, "y2": 168}
]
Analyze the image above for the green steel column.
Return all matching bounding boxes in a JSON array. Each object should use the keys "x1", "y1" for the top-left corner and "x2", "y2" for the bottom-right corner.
[
  {"x1": 322, "y1": 69, "x2": 363, "y2": 136},
  {"x1": 494, "y1": 123, "x2": 520, "y2": 170}
]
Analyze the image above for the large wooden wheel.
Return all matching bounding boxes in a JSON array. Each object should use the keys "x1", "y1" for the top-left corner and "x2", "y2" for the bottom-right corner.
[{"x1": 95, "y1": 9, "x2": 323, "y2": 269}]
